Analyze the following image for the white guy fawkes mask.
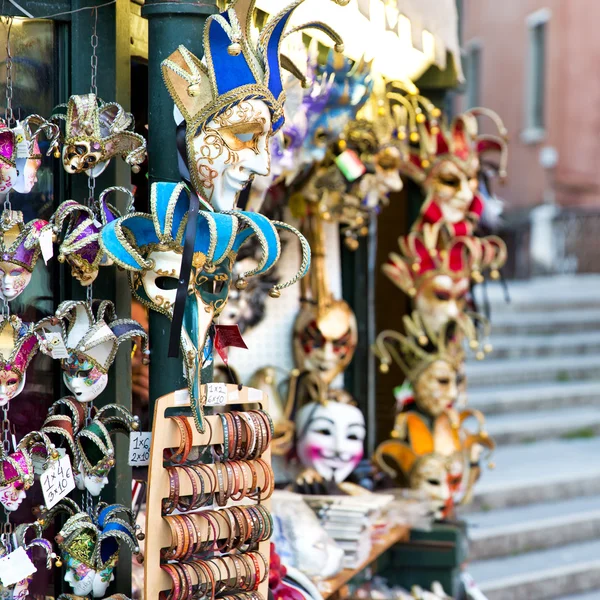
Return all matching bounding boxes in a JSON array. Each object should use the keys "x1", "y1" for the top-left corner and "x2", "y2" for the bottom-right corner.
[
  {"x1": 296, "y1": 401, "x2": 366, "y2": 484},
  {"x1": 191, "y1": 99, "x2": 272, "y2": 211}
]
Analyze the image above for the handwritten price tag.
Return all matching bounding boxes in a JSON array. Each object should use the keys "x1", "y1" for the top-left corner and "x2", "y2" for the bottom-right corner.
[
  {"x1": 0, "y1": 547, "x2": 37, "y2": 587},
  {"x1": 205, "y1": 383, "x2": 227, "y2": 406},
  {"x1": 129, "y1": 432, "x2": 151, "y2": 466},
  {"x1": 44, "y1": 331, "x2": 69, "y2": 359},
  {"x1": 41, "y1": 454, "x2": 75, "y2": 509}
]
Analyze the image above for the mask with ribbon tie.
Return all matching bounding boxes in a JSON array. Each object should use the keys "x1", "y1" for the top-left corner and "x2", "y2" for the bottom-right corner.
[{"x1": 101, "y1": 181, "x2": 310, "y2": 433}]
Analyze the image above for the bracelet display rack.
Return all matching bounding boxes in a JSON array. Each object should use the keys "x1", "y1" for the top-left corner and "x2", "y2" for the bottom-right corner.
[{"x1": 144, "y1": 385, "x2": 272, "y2": 600}]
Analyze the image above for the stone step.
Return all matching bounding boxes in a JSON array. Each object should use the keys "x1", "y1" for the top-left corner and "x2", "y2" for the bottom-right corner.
[
  {"x1": 489, "y1": 331, "x2": 600, "y2": 360},
  {"x1": 485, "y1": 407, "x2": 600, "y2": 446},
  {"x1": 467, "y1": 495, "x2": 600, "y2": 561},
  {"x1": 470, "y1": 539, "x2": 600, "y2": 600},
  {"x1": 468, "y1": 381, "x2": 600, "y2": 415},
  {"x1": 489, "y1": 309, "x2": 600, "y2": 335},
  {"x1": 474, "y1": 275, "x2": 600, "y2": 315},
  {"x1": 464, "y1": 438, "x2": 600, "y2": 512},
  {"x1": 466, "y1": 355, "x2": 600, "y2": 387}
]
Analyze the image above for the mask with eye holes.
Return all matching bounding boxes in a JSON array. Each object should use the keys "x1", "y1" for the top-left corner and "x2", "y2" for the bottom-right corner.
[
  {"x1": 133, "y1": 248, "x2": 233, "y2": 392},
  {"x1": 62, "y1": 139, "x2": 103, "y2": 174},
  {"x1": 293, "y1": 299, "x2": 358, "y2": 385}
]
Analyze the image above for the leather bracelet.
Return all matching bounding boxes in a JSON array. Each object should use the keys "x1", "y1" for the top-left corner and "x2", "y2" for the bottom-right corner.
[
  {"x1": 163, "y1": 467, "x2": 180, "y2": 515},
  {"x1": 161, "y1": 563, "x2": 182, "y2": 600}
]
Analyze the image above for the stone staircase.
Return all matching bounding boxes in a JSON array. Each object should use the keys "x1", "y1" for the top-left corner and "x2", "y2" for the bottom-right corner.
[{"x1": 460, "y1": 275, "x2": 600, "y2": 600}]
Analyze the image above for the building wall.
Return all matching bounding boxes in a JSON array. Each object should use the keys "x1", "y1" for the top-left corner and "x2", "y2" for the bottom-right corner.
[{"x1": 460, "y1": 0, "x2": 600, "y2": 212}]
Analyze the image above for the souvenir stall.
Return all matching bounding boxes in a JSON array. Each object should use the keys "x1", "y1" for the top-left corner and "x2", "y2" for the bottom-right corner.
[{"x1": 0, "y1": 1, "x2": 511, "y2": 600}]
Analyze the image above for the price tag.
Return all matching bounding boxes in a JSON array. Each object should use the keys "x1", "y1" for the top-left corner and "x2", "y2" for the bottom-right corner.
[
  {"x1": 43, "y1": 331, "x2": 69, "y2": 359},
  {"x1": 205, "y1": 382, "x2": 227, "y2": 406},
  {"x1": 129, "y1": 432, "x2": 151, "y2": 466},
  {"x1": 40, "y1": 454, "x2": 75, "y2": 510},
  {"x1": 0, "y1": 547, "x2": 37, "y2": 587},
  {"x1": 174, "y1": 389, "x2": 189, "y2": 406},
  {"x1": 39, "y1": 228, "x2": 54, "y2": 264},
  {"x1": 13, "y1": 125, "x2": 29, "y2": 159}
]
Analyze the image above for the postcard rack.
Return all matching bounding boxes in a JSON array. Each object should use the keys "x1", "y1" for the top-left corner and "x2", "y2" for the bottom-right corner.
[{"x1": 144, "y1": 385, "x2": 272, "y2": 600}]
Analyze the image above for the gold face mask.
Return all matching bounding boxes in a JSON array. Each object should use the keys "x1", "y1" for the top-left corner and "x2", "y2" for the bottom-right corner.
[
  {"x1": 413, "y1": 359, "x2": 458, "y2": 417},
  {"x1": 427, "y1": 159, "x2": 479, "y2": 224},
  {"x1": 293, "y1": 300, "x2": 358, "y2": 385}
]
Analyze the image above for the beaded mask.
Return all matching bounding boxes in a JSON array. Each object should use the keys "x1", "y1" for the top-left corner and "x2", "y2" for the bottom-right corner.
[{"x1": 52, "y1": 94, "x2": 146, "y2": 177}]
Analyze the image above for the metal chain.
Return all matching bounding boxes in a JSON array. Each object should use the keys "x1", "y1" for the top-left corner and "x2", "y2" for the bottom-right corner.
[
  {"x1": 1, "y1": 406, "x2": 10, "y2": 454},
  {"x1": 90, "y1": 7, "x2": 98, "y2": 97},
  {"x1": 4, "y1": 17, "x2": 14, "y2": 128}
]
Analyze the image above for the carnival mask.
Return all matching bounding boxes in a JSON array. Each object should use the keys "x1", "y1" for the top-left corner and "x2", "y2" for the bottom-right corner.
[
  {"x1": 0, "y1": 450, "x2": 33, "y2": 511},
  {"x1": 425, "y1": 159, "x2": 479, "y2": 225},
  {"x1": 293, "y1": 300, "x2": 357, "y2": 385},
  {"x1": 0, "y1": 125, "x2": 17, "y2": 194},
  {"x1": 64, "y1": 554, "x2": 115, "y2": 598},
  {"x1": 62, "y1": 356, "x2": 108, "y2": 403},
  {"x1": 409, "y1": 454, "x2": 453, "y2": 519},
  {"x1": 374, "y1": 412, "x2": 463, "y2": 520},
  {"x1": 413, "y1": 359, "x2": 458, "y2": 417},
  {"x1": 74, "y1": 465, "x2": 109, "y2": 497},
  {"x1": 191, "y1": 99, "x2": 271, "y2": 210},
  {"x1": 415, "y1": 273, "x2": 470, "y2": 335},
  {"x1": 62, "y1": 139, "x2": 103, "y2": 174},
  {"x1": 296, "y1": 398, "x2": 365, "y2": 484},
  {"x1": 14, "y1": 138, "x2": 42, "y2": 195}
]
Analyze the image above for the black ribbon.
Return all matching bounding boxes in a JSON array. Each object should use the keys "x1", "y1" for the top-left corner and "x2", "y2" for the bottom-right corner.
[{"x1": 168, "y1": 124, "x2": 199, "y2": 358}]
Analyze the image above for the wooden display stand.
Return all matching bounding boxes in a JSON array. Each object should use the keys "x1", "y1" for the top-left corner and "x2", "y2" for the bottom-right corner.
[{"x1": 144, "y1": 385, "x2": 271, "y2": 600}]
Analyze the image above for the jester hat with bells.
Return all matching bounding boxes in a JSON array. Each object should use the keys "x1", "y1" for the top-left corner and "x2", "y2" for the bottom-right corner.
[
  {"x1": 0, "y1": 315, "x2": 39, "y2": 406},
  {"x1": 76, "y1": 404, "x2": 140, "y2": 489},
  {"x1": 51, "y1": 94, "x2": 146, "y2": 177},
  {"x1": 389, "y1": 87, "x2": 508, "y2": 237},
  {"x1": 373, "y1": 313, "x2": 476, "y2": 418},
  {"x1": 160, "y1": 0, "x2": 349, "y2": 203},
  {"x1": 100, "y1": 181, "x2": 310, "y2": 433},
  {"x1": 0, "y1": 210, "x2": 54, "y2": 301},
  {"x1": 36, "y1": 299, "x2": 149, "y2": 383},
  {"x1": 374, "y1": 411, "x2": 464, "y2": 519},
  {"x1": 51, "y1": 186, "x2": 133, "y2": 286},
  {"x1": 40, "y1": 500, "x2": 140, "y2": 571}
]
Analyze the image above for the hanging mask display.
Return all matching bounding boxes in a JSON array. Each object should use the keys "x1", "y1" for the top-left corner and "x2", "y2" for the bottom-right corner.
[
  {"x1": 0, "y1": 449, "x2": 34, "y2": 511},
  {"x1": 0, "y1": 316, "x2": 39, "y2": 406},
  {"x1": 383, "y1": 231, "x2": 506, "y2": 335},
  {"x1": 295, "y1": 388, "x2": 366, "y2": 484},
  {"x1": 39, "y1": 500, "x2": 140, "y2": 598},
  {"x1": 301, "y1": 52, "x2": 373, "y2": 165},
  {"x1": 101, "y1": 181, "x2": 309, "y2": 432},
  {"x1": 36, "y1": 300, "x2": 148, "y2": 403},
  {"x1": 389, "y1": 87, "x2": 508, "y2": 237},
  {"x1": 51, "y1": 94, "x2": 146, "y2": 177},
  {"x1": 51, "y1": 186, "x2": 130, "y2": 286},
  {"x1": 12, "y1": 114, "x2": 61, "y2": 194},
  {"x1": 0, "y1": 121, "x2": 17, "y2": 195},
  {"x1": 75, "y1": 404, "x2": 140, "y2": 496},
  {"x1": 0, "y1": 210, "x2": 53, "y2": 301},
  {"x1": 0, "y1": 522, "x2": 56, "y2": 600}
]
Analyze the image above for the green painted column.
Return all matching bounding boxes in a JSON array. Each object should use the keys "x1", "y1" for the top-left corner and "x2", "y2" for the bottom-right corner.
[{"x1": 141, "y1": 0, "x2": 218, "y2": 419}]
